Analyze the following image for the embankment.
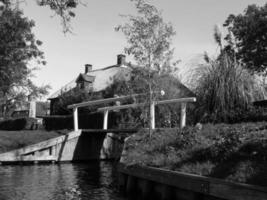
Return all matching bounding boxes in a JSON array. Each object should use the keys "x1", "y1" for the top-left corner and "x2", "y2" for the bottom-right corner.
[
  {"x1": 0, "y1": 129, "x2": 128, "y2": 164},
  {"x1": 118, "y1": 123, "x2": 267, "y2": 199}
]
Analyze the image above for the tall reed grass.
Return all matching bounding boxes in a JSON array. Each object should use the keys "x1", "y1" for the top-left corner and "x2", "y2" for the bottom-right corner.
[{"x1": 192, "y1": 52, "x2": 265, "y2": 123}]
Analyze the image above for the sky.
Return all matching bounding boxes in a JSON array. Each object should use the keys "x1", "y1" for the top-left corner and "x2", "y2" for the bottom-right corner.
[{"x1": 20, "y1": 0, "x2": 266, "y2": 97}]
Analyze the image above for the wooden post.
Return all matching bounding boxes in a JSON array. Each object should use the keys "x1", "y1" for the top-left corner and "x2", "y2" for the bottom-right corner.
[
  {"x1": 73, "y1": 107, "x2": 78, "y2": 131},
  {"x1": 103, "y1": 110, "x2": 109, "y2": 130},
  {"x1": 180, "y1": 103, "x2": 187, "y2": 128},
  {"x1": 29, "y1": 101, "x2": 36, "y2": 118},
  {"x1": 150, "y1": 101, "x2": 155, "y2": 129}
]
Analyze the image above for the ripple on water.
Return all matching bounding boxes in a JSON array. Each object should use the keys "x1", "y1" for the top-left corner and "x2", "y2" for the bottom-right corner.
[{"x1": 0, "y1": 162, "x2": 126, "y2": 200}]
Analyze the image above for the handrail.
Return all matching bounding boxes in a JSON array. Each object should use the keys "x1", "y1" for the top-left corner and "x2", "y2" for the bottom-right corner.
[
  {"x1": 97, "y1": 97, "x2": 196, "y2": 112},
  {"x1": 156, "y1": 97, "x2": 196, "y2": 105},
  {"x1": 67, "y1": 93, "x2": 143, "y2": 109},
  {"x1": 98, "y1": 103, "x2": 146, "y2": 112},
  {"x1": 69, "y1": 95, "x2": 196, "y2": 131}
]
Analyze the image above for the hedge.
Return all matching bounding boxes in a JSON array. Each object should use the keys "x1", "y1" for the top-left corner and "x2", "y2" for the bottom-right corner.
[{"x1": 0, "y1": 118, "x2": 39, "y2": 130}]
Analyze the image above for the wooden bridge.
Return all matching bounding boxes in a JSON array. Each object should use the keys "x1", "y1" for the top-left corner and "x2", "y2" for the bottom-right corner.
[
  {"x1": 0, "y1": 95, "x2": 196, "y2": 164},
  {"x1": 67, "y1": 94, "x2": 196, "y2": 131}
]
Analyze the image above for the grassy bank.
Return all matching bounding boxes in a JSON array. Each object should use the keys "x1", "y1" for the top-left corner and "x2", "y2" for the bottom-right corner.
[
  {"x1": 0, "y1": 130, "x2": 69, "y2": 154},
  {"x1": 123, "y1": 122, "x2": 267, "y2": 187}
]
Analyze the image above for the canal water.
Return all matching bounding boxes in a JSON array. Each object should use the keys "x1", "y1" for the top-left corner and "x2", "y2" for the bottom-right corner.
[{"x1": 0, "y1": 162, "x2": 127, "y2": 200}]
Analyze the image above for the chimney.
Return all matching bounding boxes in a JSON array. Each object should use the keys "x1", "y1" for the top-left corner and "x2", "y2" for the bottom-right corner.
[
  {"x1": 117, "y1": 54, "x2": 126, "y2": 65},
  {"x1": 85, "y1": 64, "x2": 92, "y2": 74}
]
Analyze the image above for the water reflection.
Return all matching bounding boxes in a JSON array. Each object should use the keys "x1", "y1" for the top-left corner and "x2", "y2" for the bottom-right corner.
[{"x1": 0, "y1": 162, "x2": 126, "y2": 200}]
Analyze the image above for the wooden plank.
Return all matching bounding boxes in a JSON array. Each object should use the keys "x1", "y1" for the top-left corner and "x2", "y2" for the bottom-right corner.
[
  {"x1": 119, "y1": 164, "x2": 210, "y2": 194},
  {"x1": 150, "y1": 101, "x2": 155, "y2": 129},
  {"x1": 98, "y1": 103, "x2": 145, "y2": 112},
  {"x1": 103, "y1": 110, "x2": 109, "y2": 129},
  {"x1": 73, "y1": 107, "x2": 78, "y2": 131},
  {"x1": 0, "y1": 130, "x2": 82, "y2": 161},
  {"x1": 180, "y1": 102, "x2": 187, "y2": 128},
  {"x1": 209, "y1": 182, "x2": 267, "y2": 200},
  {"x1": 118, "y1": 164, "x2": 267, "y2": 200},
  {"x1": 156, "y1": 97, "x2": 196, "y2": 105},
  {"x1": 97, "y1": 97, "x2": 196, "y2": 112}
]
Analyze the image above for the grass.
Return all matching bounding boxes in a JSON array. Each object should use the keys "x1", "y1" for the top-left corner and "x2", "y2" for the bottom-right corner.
[
  {"x1": 189, "y1": 52, "x2": 265, "y2": 123},
  {"x1": 123, "y1": 122, "x2": 267, "y2": 187},
  {"x1": 0, "y1": 130, "x2": 69, "y2": 154}
]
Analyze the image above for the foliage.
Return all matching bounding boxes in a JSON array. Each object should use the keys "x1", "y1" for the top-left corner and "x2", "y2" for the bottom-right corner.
[
  {"x1": 116, "y1": 0, "x2": 179, "y2": 132},
  {"x1": 43, "y1": 115, "x2": 73, "y2": 130},
  {"x1": 0, "y1": 0, "x2": 79, "y2": 33},
  {"x1": 51, "y1": 87, "x2": 105, "y2": 115},
  {"x1": 0, "y1": 4, "x2": 50, "y2": 116},
  {"x1": 0, "y1": 117, "x2": 39, "y2": 130},
  {"x1": 123, "y1": 122, "x2": 267, "y2": 186},
  {"x1": 194, "y1": 53, "x2": 264, "y2": 123},
  {"x1": 36, "y1": 0, "x2": 79, "y2": 33},
  {"x1": 116, "y1": 0, "x2": 178, "y2": 72},
  {"x1": 105, "y1": 67, "x2": 194, "y2": 128},
  {"x1": 223, "y1": 3, "x2": 267, "y2": 74},
  {"x1": 188, "y1": 26, "x2": 265, "y2": 123}
]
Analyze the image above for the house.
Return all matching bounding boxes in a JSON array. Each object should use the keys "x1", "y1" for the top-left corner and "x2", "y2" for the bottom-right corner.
[
  {"x1": 48, "y1": 54, "x2": 194, "y2": 115},
  {"x1": 48, "y1": 54, "x2": 132, "y2": 114}
]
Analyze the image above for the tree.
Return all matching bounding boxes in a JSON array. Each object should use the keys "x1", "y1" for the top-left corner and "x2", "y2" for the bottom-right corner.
[
  {"x1": 0, "y1": 0, "x2": 79, "y2": 33},
  {"x1": 36, "y1": 0, "x2": 78, "y2": 33},
  {"x1": 223, "y1": 3, "x2": 267, "y2": 74},
  {"x1": 116, "y1": 0, "x2": 179, "y2": 133},
  {"x1": 116, "y1": 0, "x2": 177, "y2": 72},
  {"x1": 0, "y1": 4, "x2": 50, "y2": 116}
]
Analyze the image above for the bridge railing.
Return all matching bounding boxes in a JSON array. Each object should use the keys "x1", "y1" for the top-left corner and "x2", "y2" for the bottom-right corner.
[
  {"x1": 68, "y1": 95, "x2": 196, "y2": 131},
  {"x1": 67, "y1": 94, "x2": 144, "y2": 131}
]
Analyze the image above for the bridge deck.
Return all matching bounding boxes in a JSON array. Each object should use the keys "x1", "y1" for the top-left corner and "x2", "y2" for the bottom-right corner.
[{"x1": 81, "y1": 129, "x2": 138, "y2": 134}]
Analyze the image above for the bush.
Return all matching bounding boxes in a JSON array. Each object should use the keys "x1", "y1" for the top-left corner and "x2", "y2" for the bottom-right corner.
[
  {"x1": 0, "y1": 117, "x2": 39, "y2": 130},
  {"x1": 43, "y1": 115, "x2": 73, "y2": 130},
  {"x1": 191, "y1": 53, "x2": 265, "y2": 123}
]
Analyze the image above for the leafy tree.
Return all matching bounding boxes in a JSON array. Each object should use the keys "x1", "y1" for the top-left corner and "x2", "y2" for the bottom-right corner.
[
  {"x1": 0, "y1": 4, "x2": 50, "y2": 116},
  {"x1": 223, "y1": 3, "x2": 267, "y2": 74},
  {"x1": 36, "y1": 0, "x2": 78, "y2": 33},
  {"x1": 0, "y1": 0, "x2": 79, "y2": 33},
  {"x1": 116, "y1": 0, "x2": 178, "y2": 72},
  {"x1": 116, "y1": 0, "x2": 179, "y2": 132}
]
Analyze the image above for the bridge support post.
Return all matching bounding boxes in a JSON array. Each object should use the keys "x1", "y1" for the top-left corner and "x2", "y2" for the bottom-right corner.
[
  {"x1": 103, "y1": 110, "x2": 109, "y2": 130},
  {"x1": 180, "y1": 102, "x2": 186, "y2": 128},
  {"x1": 150, "y1": 101, "x2": 155, "y2": 129},
  {"x1": 73, "y1": 107, "x2": 78, "y2": 131}
]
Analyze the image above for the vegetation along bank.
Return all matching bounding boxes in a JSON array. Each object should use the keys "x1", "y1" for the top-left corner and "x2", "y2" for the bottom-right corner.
[{"x1": 122, "y1": 122, "x2": 267, "y2": 187}]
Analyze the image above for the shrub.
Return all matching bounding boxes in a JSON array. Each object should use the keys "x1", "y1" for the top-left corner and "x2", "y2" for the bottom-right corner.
[
  {"x1": 191, "y1": 53, "x2": 265, "y2": 123},
  {"x1": 0, "y1": 117, "x2": 38, "y2": 130},
  {"x1": 43, "y1": 115, "x2": 73, "y2": 130}
]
